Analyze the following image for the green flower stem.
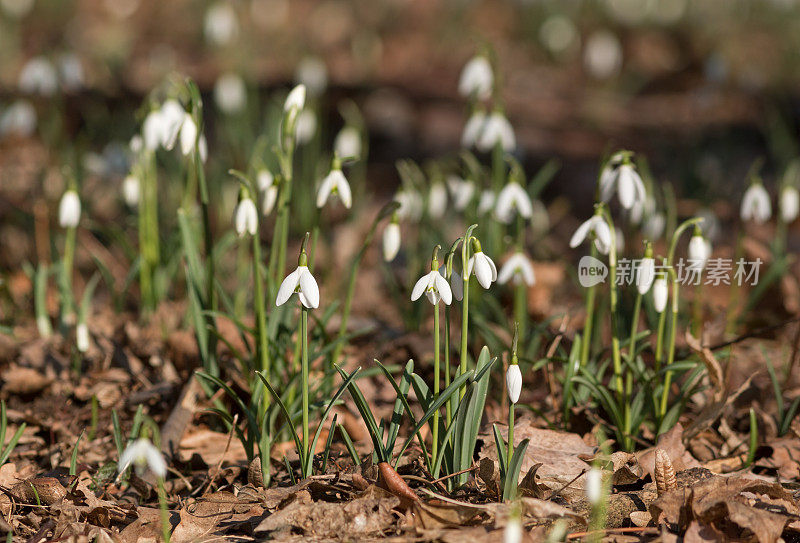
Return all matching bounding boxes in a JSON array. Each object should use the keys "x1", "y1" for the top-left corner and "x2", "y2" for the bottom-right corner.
[
  {"x1": 301, "y1": 305, "x2": 310, "y2": 477},
  {"x1": 157, "y1": 477, "x2": 171, "y2": 543},
  {"x1": 654, "y1": 292, "x2": 667, "y2": 373},
  {"x1": 514, "y1": 213, "x2": 526, "y2": 339},
  {"x1": 62, "y1": 225, "x2": 76, "y2": 323},
  {"x1": 432, "y1": 300, "x2": 440, "y2": 467},
  {"x1": 579, "y1": 244, "x2": 599, "y2": 369},
  {"x1": 659, "y1": 268, "x2": 679, "y2": 420},
  {"x1": 459, "y1": 276, "x2": 470, "y2": 400},
  {"x1": 234, "y1": 240, "x2": 248, "y2": 317},
  {"x1": 253, "y1": 233, "x2": 269, "y2": 378},
  {"x1": 507, "y1": 402, "x2": 514, "y2": 482},
  {"x1": 444, "y1": 302, "x2": 452, "y2": 427},
  {"x1": 272, "y1": 143, "x2": 295, "y2": 295},
  {"x1": 628, "y1": 293, "x2": 642, "y2": 363},
  {"x1": 490, "y1": 141, "x2": 505, "y2": 253}
]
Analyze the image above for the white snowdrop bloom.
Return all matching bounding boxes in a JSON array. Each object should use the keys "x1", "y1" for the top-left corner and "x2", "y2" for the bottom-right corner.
[
  {"x1": 295, "y1": 57, "x2": 328, "y2": 97},
  {"x1": 688, "y1": 232, "x2": 710, "y2": 267},
  {"x1": 780, "y1": 186, "x2": 799, "y2": 223},
  {"x1": 214, "y1": 72, "x2": 247, "y2": 114},
  {"x1": 59, "y1": 190, "x2": 81, "y2": 228},
  {"x1": 458, "y1": 55, "x2": 493, "y2": 100},
  {"x1": 447, "y1": 175, "x2": 475, "y2": 211},
  {"x1": 204, "y1": 2, "x2": 239, "y2": 46},
  {"x1": 652, "y1": 276, "x2": 668, "y2": 313},
  {"x1": 257, "y1": 169, "x2": 274, "y2": 192},
  {"x1": 636, "y1": 257, "x2": 655, "y2": 294},
  {"x1": 395, "y1": 190, "x2": 423, "y2": 221},
  {"x1": 0, "y1": 100, "x2": 36, "y2": 137},
  {"x1": 585, "y1": 468, "x2": 603, "y2": 505},
  {"x1": 461, "y1": 110, "x2": 486, "y2": 148},
  {"x1": 477, "y1": 111, "x2": 515, "y2": 153},
  {"x1": 584, "y1": 30, "x2": 622, "y2": 79},
  {"x1": 570, "y1": 214, "x2": 611, "y2": 255},
  {"x1": 382, "y1": 221, "x2": 401, "y2": 262},
  {"x1": 477, "y1": 190, "x2": 496, "y2": 215},
  {"x1": 317, "y1": 168, "x2": 352, "y2": 209},
  {"x1": 118, "y1": 438, "x2": 167, "y2": 479},
  {"x1": 740, "y1": 183, "x2": 772, "y2": 224},
  {"x1": 495, "y1": 181, "x2": 533, "y2": 224},
  {"x1": 284, "y1": 84, "x2": 306, "y2": 114},
  {"x1": 294, "y1": 109, "x2": 317, "y2": 145},
  {"x1": 129, "y1": 134, "x2": 143, "y2": 155},
  {"x1": 198, "y1": 134, "x2": 208, "y2": 163},
  {"x1": 411, "y1": 269, "x2": 452, "y2": 306},
  {"x1": 76, "y1": 322, "x2": 90, "y2": 352},
  {"x1": 601, "y1": 163, "x2": 646, "y2": 210},
  {"x1": 179, "y1": 113, "x2": 198, "y2": 155},
  {"x1": 142, "y1": 110, "x2": 163, "y2": 151},
  {"x1": 539, "y1": 14, "x2": 579, "y2": 57},
  {"x1": 158, "y1": 99, "x2": 186, "y2": 150},
  {"x1": 122, "y1": 175, "x2": 140, "y2": 207},
  {"x1": 58, "y1": 53, "x2": 84, "y2": 92},
  {"x1": 498, "y1": 252, "x2": 535, "y2": 286},
  {"x1": 258, "y1": 170, "x2": 278, "y2": 215},
  {"x1": 428, "y1": 181, "x2": 448, "y2": 219},
  {"x1": 276, "y1": 264, "x2": 319, "y2": 309},
  {"x1": 530, "y1": 199, "x2": 550, "y2": 235},
  {"x1": 234, "y1": 197, "x2": 258, "y2": 237},
  {"x1": 1, "y1": 0, "x2": 34, "y2": 18},
  {"x1": 629, "y1": 194, "x2": 655, "y2": 225},
  {"x1": 506, "y1": 364, "x2": 522, "y2": 404},
  {"x1": 642, "y1": 212, "x2": 665, "y2": 240},
  {"x1": 504, "y1": 515, "x2": 523, "y2": 543},
  {"x1": 19, "y1": 57, "x2": 58, "y2": 96},
  {"x1": 468, "y1": 248, "x2": 497, "y2": 289},
  {"x1": 334, "y1": 126, "x2": 361, "y2": 160}
]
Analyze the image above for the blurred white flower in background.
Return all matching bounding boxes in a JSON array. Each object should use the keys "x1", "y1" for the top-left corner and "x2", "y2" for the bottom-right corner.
[
  {"x1": 119, "y1": 438, "x2": 166, "y2": 479},
  {"x1": 122, "y1": 175, "x2": 140, "y2": 207},
  {"x1": 642, "y1": 212, "x2": 665, "y2": 240},
  {"x1": 214, "y1": 73, "x2": 247, "y2": 114},
  {"x1": 204, "y1": 2, "x2": 239, "y2": 46},
  {"x1": 58, "y1": 53, "x2": 85, "y2": 92},
  {"x1": 585, "y1": 468, "x2": 603, "y2": 505},
  {"x1": 495, "y1": 181, "x2": 533, "y2": 224},
  {"x1": 395, "y1": 189, "x2": 423, "y2": 221},
  {"x1": 539, "y1": 14, "x2": 579, "y2": 58},
  {"x1": 294, "y1": 110, "x2": 317, "y2": 145},
  {"x1": 76, "y1": 323, "x2": 90, "y2": 353},
  {"x1": 334, "y1": 126, "x2": 361, "y2": 160},
  {"x1": 103, "y1": 0, "x2": 140, "y2": 19},
  {"x1": 653, "y1": 275, "x2": 668, "y2": 313},
  {"x1": 503, "y1": 514, "x2": 522, "y2": 543},
  {"x1": 476, "y1": 111, "x2": 515, "y2": 153},
  {"x1": 477, "y1": 190, "x2": 496, "y2": 215},
  {"x1": 600, "y1": 161, "x2": 646, "y2": 210},
  {"x1": 295, "y1": 57, "x2": 328, "y2": 98},
  {"x1": 383, "y1": 221, "x2": 401, "y2": 262},
  {"x1": 447, "y1": 175, "x2": 475, "y2": 211},
  {"x1": 234, "y1": 195, "x2": 258, "y2": 237},
  {"x1": 19, "y1": 57, "x2": 58, "y2": 96},
  {"x1": 688, "y1": 231, "x2": 711, "y2": 268},
  {"x1": 428, "y1": 181, "x2": 448, "y2": 219},
  {"x1": 317, "y1": 167, "x2": 352, "y2": 209},
  {"x1": 498, "y1": 252, "x2": 535, "y2": 286},
  {"x1": 461, "y1": 109, "x2": 486, "y2": 149},
  {"x1": 0, "y1": 100, "x2": 36, "y2": 138},
  {"x1": 458, "y1": 55, "x2": 493, "y2": 100},
  {"x1": 259, "y1": 171, "x2": 279, "y2": 216},
  {"x1": 740, "y1": 183, "x2": 772, "y2": 224},
  {"x1": 1, "y1": 0, "x2": 34, "y2": 18},
  {"x1": 59, "y1": 190, "x2": 81, "y2": 228},
  {"x1": 584, "y1": 30, "x2": 623, "y2": 79},
  {"x1": 780, "y1": 186, "x2": 799, "y2": 223}
]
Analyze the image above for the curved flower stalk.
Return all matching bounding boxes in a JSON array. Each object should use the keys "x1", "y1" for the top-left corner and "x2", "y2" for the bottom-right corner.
[
  {"x1": 458, "y1": 224, "x2": 478, "y2": 398},
  {"x1": 740, "y1": 182, "x2": 771, "y2": 224},
  {"x1": 599, "y1": 151, "x2": 646, "y2": 210},
  {"x1": 317, "y1": 157, "x2": 352, "y2": 209},
  {"x1": 494, "y1": 181, "x2": 533, "y2": 224},
  {"x1": 458, "y1": 54, "x2": 493, "y2": 100}
]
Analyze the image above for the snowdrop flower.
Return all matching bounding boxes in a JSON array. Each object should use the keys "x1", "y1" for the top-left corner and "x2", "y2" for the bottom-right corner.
[
  {"x1": 204, "y1": 2, "x2": 239, "y2": 46},
  {"x1": 458, "y1": 55, "x2": 493, "y2": 101},
  {"x1": 461, "y1": 109, "x2": 486, "y2": 148},
  {"x1": 76, "y1": 322, "x2": 90, "y2": 353},
  {"x1": 122, "y1": 175, "x2": 140, "y2": 207},
  {"x1": 275, "y1": 248, "x2": 319, "y2": 309},
  {"x1": 59, "y1": 189, "x2": 81, "y2": 228},
  {"x1": 467, "y1": 239, "x2": 497, "y2": 289},
  {"x1": 19, "y1": 57, "x2": 58, "y2": 96},
  {"x1": 214, "y1": 72, "x2": 247, "y2": 114},
  {"x1": 179, "y1": 113, "x2": 198, "y2": 156},
  {"x1": 411, "y1": 269, "x2": 452, "y2": 306},
  {"x1": 428, "y1": 181, "x2": 448, "y2": 219},
  {"x1": 585, "y1": 468, "x2": 603, "y2": 505},
  {"x1": 600, "y1": 158, "x2": 646, "y2": 210},
  {"x1": 688, "y1": 229, "x2": 711, "y2": 268},
  {"x1": 295, "y1": 109, "x2": 317, "y2": 145},
  {"x1": 295, "y1": 57, "x2": 328, "y2": 98},
  {"x1": 447, "y1": 175, "x2": 475, "y2": 211},
  {"x1": 477, "y1": 110, "x2": 515, "y2": 153},
  {"x1": 636, "y1": 244, "x2": 655, "y2": 295},
  {"x1": 58, "y1": 53, "x2": 84, "y2": 92},
  {"x1": 477, "y1": 190, "x2": 495, "y2": 215},
  {"x1": 449, "y1": 266, "x2": 464, "y2": 302},
  {"x1": 334, "y1": 126, "x2": 361, "y2": 160},
  {"x1": 118, "y1": 438, "x2": 166, "y2": 479},
  {"x1": 495, "y1": 181, "x2": 533, "y2": 224},
  {"x1": 0, "y1": 100, "x2": 36, "y2": 137},
  {"x1": 652, "y1": 274, "x2": 668, "y2": 313},
  {"x1": 780, "y1": 186, "x2": 799, "y2": 223},
  {"x1": 198, "y1": 134, "x2": 208, "y2": 163},
  {"x1": 642, "y1": 212, "x2": 665, "y2": 240},
  {"x1": 233, "y1": 193, "x2": 258, "y2": 237},
  {"x1": 504, "y1": 515, "x2": 522, "y2": 543},
  {"x1": 395, "y1": 189, "x2": 423, "y2": 221},
  {"x1": 129, "y1": 134, "x2": 143, "y2": 154},
  {"x1": 584, "y1": 30, "x2": 622, "y2": 79},
  {"x1": 498, "y1": 252, "x2": 535, "y2": 286},
  {"x1": 317, "y1": 161, "x2": 352, "y2": 209},
  {"x1": 284, "y1": 84, "x2": 306, "y2": 114},
  {"x1": 383, "y1": 218, "x2": 401, "y2": 262},
  {"x1": 1, "y1": 0, "x2": 34, "y2": 18},
  {"x1": 159, "y1": 99, "x2": 187, "y2": 149},
  {"x1": 740, "y1": 183, "x2": 772, "y2": 224},
  {"x1": 506, "y1": 363, "x2": 522, "y2": 404},
  {"x1": 258, "y1": 171, "x2": 279, "y2": 216},
  {"x1": 570, "y1": 211, "x2": 611, "y2": 255}
]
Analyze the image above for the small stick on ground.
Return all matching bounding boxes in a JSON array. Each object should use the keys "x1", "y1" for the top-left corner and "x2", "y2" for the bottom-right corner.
[{"x1": 566, "y1": 526, "x2": 658, "y2": 539}]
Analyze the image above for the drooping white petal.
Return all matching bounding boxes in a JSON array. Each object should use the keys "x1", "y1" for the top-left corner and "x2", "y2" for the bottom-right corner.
[
  {"x1": 506, "y1": 364, "x2": 522, "y2": 404},
  {"x1": 284, "y1": 84, "x2": 306, "y2": 113},
  {"x1": 653, "y1": 277, "x2": 668, "y2": 313},
  {"x1": 257, "y1": 170, "x2": 274, "y2": 192},
  {"x1": 617, "y1": 164, "x2": 636, "y2": 209},
  {"x1": 234, "y1": 198, "x2": 258, "y2": 237},
  {"x1": 498, "y1": 253, "x2": 534, "y2": 286},
  {"x1": 585, "y1": 468, "x2": 603, "y2": 505},
  {"x1": 410, "y1": 274, "x2": 429, "y2": 301},
  {"x1": 569, "y1": 218, "x2": 594, "y2": 248},
  {"x1": 159, "y1": 100, "x2": 185, "y2": 150},
  {"x1": 337, "y1": 173, "x2": 353, "y2": 209},
  {"x1": 593, "y1": 218, "x2": 612, "y2": 250},
  {"x1": 59, "y1": 190, "x2": 81, "y2": 228},
  {"x1": 276, "y1": 268, "x2": 301, "y2": 306},
  {"x1": 461, "y1": 111, "x2": 486, "y2": 148},
  {"x1": 688, "y1": 234, "x2": 709, "y2": 266},
  {"x1": 334, "y1": 126, "x2": 361, "y2": 160},
  {"x1": 262, "y1": 185, "x2": 278, "y2": 216},
  {"x1": 298, "y1": 267, "x2": 319, "y2": 309},
  {"x1": 143, "y1": 110, "x2": 163, "y2": 151},
  {"x1": 76, "y1": 323, "x2": 90, "y2": 352},
  {"x1": 119, "y1": 438, "x2": 166, "y2": 478},
  {"x1": 122, "y1": 175, "x2": 140, "y2": 207},
  {"x1": 317, "y1": 169, "x2": 351, "y2": 209},
  {"x1": 383, "y1": 223, "x2": 401, "y2": 262},
  {"x1": 636, "y1": 257, "x2": 655, "y2": 294},
  {"x1": 477, "y1": 112, "x2": 515, "y2": 153},
  {"x1": 179, "y1": 113, "x2": 197, "y2": 155},
  {"x1": 433, "y1": 272, "x2": 452, "y2": 305},
  {"x1": 781, "y1": 186, "x2": 799, "y2": 223},
  {"x1": 450, "y1": 269, "x2": 464, "y2": 301}
]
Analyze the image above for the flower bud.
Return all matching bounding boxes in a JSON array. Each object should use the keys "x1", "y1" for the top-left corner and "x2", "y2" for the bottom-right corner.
[
  {"x1": 506, "y1": 364, "x2": 522, "y2": 404},
  {"x1": 383, "y1": 221, "x2": 401, "y2": 262},
  {"x1": 76, "y1": 322, "x2": 90, "y2": 352},
  {"x1": 585, "y1": 467, "x2": 603, "y2": 505},
  {"x1": 58, "y1": 189, "x2": 81, "y2": 228},
  {"x1": 652, "y1": 277, "x2": 668, "y2": 313}
]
